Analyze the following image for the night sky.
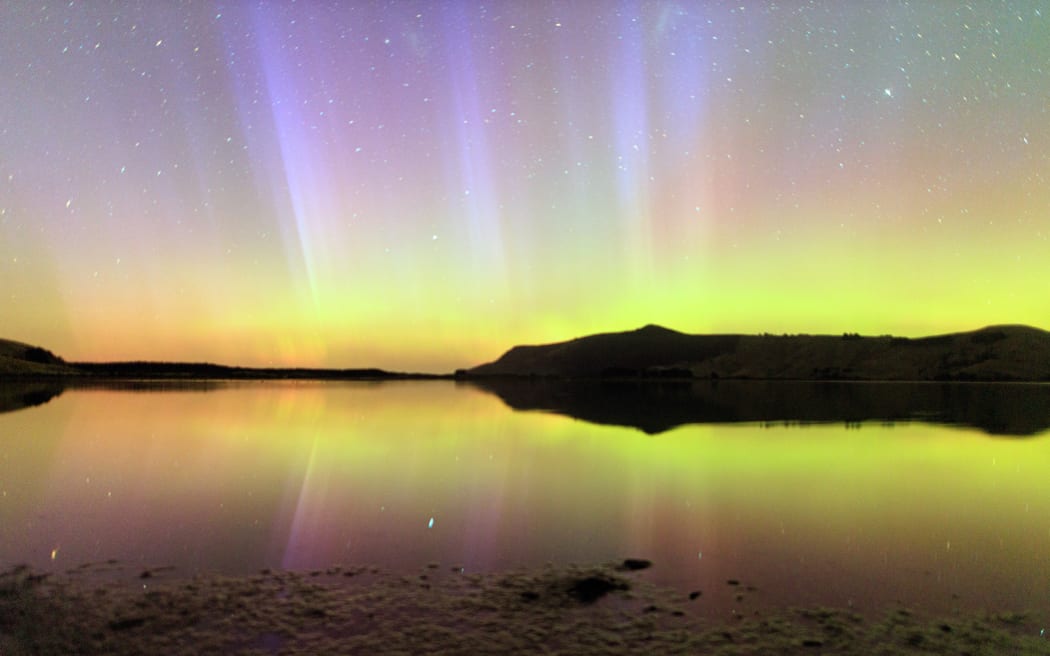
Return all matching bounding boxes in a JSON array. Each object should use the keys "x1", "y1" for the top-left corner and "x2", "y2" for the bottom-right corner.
[{"x1": 2, "y1": 1, "x2": 1048, "y2": 372}]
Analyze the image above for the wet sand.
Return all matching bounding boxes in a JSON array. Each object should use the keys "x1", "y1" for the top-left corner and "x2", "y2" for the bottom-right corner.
[{"x1": 2, "y1": 561, "x2": 1047, "y2": 655}]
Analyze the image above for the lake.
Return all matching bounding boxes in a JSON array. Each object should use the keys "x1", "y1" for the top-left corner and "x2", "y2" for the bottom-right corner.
[{"x1": 1, "y1": 380, "x2": 1048, "y2": 620}]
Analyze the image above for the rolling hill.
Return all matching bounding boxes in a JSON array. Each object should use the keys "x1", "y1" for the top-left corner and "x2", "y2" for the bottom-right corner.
[
  {"x1": 0, "y1": 338, "x2": 77, "y2": 377},
  {"x1": 465, "y1": 324, "x2": 1050, "y2": 382}
]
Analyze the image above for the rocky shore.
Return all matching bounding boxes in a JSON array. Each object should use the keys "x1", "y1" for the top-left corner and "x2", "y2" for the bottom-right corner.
[{"x1": 2, "y1": 561, "x2": 1046, "y2": 655}]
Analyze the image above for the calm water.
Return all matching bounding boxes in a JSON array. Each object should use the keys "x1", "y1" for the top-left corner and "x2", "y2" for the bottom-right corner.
[{"x1": 1, "y1": 381, "x2": 1048, "y2": 617}]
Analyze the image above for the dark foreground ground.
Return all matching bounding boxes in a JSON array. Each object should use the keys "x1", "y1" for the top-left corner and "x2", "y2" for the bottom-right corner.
[{"x1": 2, "y1": 562, "x2": 1047, "y2": 655}]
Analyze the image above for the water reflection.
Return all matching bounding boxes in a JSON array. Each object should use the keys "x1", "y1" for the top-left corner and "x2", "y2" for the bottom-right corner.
[
  {"x1": 0, "y1": 381, "x2": 1047, "y2": 618},
  {"x1": 468, "y1": 379, "x2": 1050, "y2": 436},
  {"x1": 0, "y1": 380, "x2": 230, "y2": 416},
  {"x1": 0, "y1": 384, "x2": 64, "y2": 414}
]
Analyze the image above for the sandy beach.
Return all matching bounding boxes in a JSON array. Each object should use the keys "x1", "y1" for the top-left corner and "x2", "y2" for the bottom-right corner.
[{"x1": 3, "y1": 561, "x2": 1047, "y2": 655}]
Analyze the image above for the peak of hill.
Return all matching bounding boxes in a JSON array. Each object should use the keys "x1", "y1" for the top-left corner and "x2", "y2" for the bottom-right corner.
[
  {"x1": 632, "y1": 324, "x2": 682, "y2": 335},
  {"x1": 466, "y1": 325, "x2": 1050, "y2": 382},
  {"x1": 475, "y1": 325, "x2": 736, "y2": 379}
]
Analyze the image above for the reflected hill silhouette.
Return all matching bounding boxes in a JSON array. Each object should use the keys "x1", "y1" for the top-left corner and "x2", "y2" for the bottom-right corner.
[
  {"x1": 0, "y1": 381, "x2": 233, "y2": 415},
  {"x1": 0, "y1": 384, "x2": 65, "y2": 415},
  {"x1": 466, "y1": 379, "x2": 1050, "y2": 437}
]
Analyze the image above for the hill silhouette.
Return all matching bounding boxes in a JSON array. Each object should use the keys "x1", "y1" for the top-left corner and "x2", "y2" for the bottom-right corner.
[
  {"x1": 0, "y1": 339, "x2": 77, "y2": 377},
  {"x1": 465, "y1": 324, "x2": 1050, "y2": 382},
  {"x1": 5, "y1": 324, "x2": 1050, "y2": 383}
]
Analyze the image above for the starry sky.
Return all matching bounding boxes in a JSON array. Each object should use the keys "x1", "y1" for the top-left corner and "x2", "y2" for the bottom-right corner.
[{"x1": 2, "y1": 1, "x2": 1048, "y2": 372}]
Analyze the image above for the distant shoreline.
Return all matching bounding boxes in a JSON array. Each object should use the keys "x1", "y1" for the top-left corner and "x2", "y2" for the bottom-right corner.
[{"x1": 0, "y1": 365, "x2": 453, "y2": 382}]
